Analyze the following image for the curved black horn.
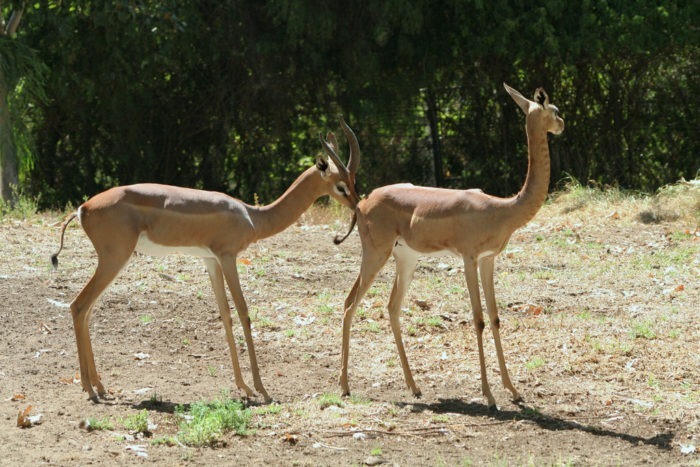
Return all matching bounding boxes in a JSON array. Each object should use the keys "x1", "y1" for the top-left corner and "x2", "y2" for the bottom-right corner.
[
  {"x1": 326, "y1": 131, "x2": 339, "y2": 156},
  {"x1": 319, "y1": 133, "x2": 346, "y2": 172},
  {"x1": 339, "y1": 117, "x2": 360, "y2": 175}
]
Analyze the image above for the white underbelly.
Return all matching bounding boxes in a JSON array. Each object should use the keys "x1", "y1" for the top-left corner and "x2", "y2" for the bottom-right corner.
[
  {"x1": 393, "y1": 238, "x2": 460, "y2": 259},
  {"x1": 393, "y1": 238, "x2": 497, "y2": 261},
  {"x1": 134, "y1": 232, "x2": 215, "y2": 258}
]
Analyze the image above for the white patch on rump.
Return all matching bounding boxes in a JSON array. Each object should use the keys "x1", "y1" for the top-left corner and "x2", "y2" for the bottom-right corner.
[{"x1": 134, "y1": 232, "x2": 214, "y2": 258}]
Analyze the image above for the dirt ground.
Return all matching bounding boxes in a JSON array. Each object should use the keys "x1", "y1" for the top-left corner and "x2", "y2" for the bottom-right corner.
[{"x1": 1, "y1": 186, "x2": 698, "y2": 466}]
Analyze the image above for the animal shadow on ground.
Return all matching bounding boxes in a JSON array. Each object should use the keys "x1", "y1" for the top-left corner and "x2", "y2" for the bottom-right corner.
[
  {"x1": 129, "y1": 396, "x2": 268, "y2": 415},
  {"x1": 397, "y1": 399, "x2": 674, "y2": 450}
]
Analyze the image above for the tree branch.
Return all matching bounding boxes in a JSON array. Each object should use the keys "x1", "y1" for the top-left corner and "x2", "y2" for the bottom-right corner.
[{"x1": 5, "y1": 3, "x2": 25, "y2": 36}]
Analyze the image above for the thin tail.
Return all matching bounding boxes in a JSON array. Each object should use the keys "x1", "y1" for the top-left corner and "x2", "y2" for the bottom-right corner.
[
  {"x1": 333, "y1": 212, "x2": 357, "y2": 245},
  {"x1": 51, "y1": 212, "x2": 78, "y2": 269}
]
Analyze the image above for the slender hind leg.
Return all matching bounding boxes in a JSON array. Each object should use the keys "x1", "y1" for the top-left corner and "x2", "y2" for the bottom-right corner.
[
  {"x1": 204, "y1": 258, "x2": 255, "y2": 399},
  {"x1": 71, "y1": 253, "x2": 131, "y2": 401}
]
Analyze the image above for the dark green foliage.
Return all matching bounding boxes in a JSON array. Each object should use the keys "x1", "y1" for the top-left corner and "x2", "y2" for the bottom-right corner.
[{"x1": 8, "y1": 1, "x2": 699, "y2": 206}]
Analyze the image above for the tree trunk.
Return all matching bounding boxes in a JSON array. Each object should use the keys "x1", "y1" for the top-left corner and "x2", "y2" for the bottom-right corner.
[
  {"x1": 0, "y1": 79, "x2": 19, "y2": 203},
  {"x1": 425, "y1": 88, "x2": 444, "y2": 187}
]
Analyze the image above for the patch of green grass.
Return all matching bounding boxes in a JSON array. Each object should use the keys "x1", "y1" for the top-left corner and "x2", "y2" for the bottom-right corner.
[
  {"x1": 630, "y1": 319, "x2": 656, "y2": 339},
  {"x1": 150, "y1": 436, "x2": 177, "y2": 446},
  {"x1": 207, "y1": 366, "x2": 218, "y2": 377},
  {"x1": 576, "y1": 310, "x2": 592, "y2": 320},
  {"x1": 608, "y1": 338, "x2": 634, "y2": 356},
  {"x1": 349, "y1": 394, "x2": 371, "y2": 405},
  {"x1": 316, "y1": 292, "x2": 335, "y2": 315},
  {"x1": 139, "y1": 315, "x2": 153, "y2": 324},
  {"x1": 370, "y1": 446, "x2": 383, "y2": 456},
  {"x1": 253, "y1": 403, "x2": 282, "y2": 416},
  {"x1": 284, "y1": 329, "x2": 295, "y2": 338},
  {"x1": 255, "y1": 315, "x2": 275, "y2": 328},
  {"x1": 525, "y1": 356, "x2": 546, "y2": 370},
  {"x1": 426, "y1": 316, "x2": 443, "y2": 327},
  {"x1": 0, "y1": 189, "x2": 40, "y2": 219},
  {"x1": 175, "y1": 396, "x2": 251, "y2": 446},
  {"x1": 363, "y1": 321, "x2": 382, "y2": 333},
  {"x1": 669, "y1": 230, "x2": 693, "y2": 242},
  {"x1": 317, "y1": 393, "x2": 344, "y2": 410},
  {"x1": 647, "y1": 373, "x2": 660, "y2": 389},
  {"x1": 533, "y1": 269, "x2": 554, "y2": 280},
  {"x1": 86, "y1": 417, "x2": 114, "y2": 431},
  {"x1": 121, "y1": 409, "x2": 150, "y2": 434}
]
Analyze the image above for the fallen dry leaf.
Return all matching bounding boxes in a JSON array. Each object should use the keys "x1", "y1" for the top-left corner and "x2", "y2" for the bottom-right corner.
[
  {"x1": 59, "y1": 372, "x2": 81, "y2": 385},
  {"x1": 237, "y1": 258, "x2": 252, "y2": 266},
  {"x1": 16, "y1": 406, "x2": 33, "y2": 428},
  {"x1": 511, "y1": 303, "x2": 543, "y2": 316}
]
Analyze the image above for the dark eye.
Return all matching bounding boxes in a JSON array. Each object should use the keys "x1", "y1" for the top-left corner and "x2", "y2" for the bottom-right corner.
[{"x1": 336, "y1": 183, "x2": 348, "y2": 196}]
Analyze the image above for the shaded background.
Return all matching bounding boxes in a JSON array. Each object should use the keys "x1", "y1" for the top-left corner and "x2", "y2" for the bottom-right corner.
[{"x1": 2, "y1": 0, "x2": 698, "y2": 207}]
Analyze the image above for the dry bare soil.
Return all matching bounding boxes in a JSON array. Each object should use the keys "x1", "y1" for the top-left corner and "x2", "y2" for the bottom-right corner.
[{"x1": 1, "y1": 184, "x2": 698, "y2": 466}]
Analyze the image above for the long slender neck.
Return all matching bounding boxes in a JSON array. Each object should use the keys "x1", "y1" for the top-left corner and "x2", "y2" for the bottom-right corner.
[
  {"x1": 509, "y1": 122, "x2": 551, "y2": 228},
  {"x1": 247, "y1": 166, "x2": 325, "y2": 240}
]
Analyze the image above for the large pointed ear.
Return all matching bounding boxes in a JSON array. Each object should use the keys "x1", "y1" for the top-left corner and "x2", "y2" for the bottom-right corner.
[
  {"x1": 316, "y1": 134, "x2": 330, "y2": 174},
  {"x1": 503, "y1": 82, "x2": 531, "y2": 114},
  {"x1": 533, "y1": 87, "x2": 549, "y2": 108}
]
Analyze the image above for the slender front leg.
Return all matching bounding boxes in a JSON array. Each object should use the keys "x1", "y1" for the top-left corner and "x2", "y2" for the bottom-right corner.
[
  {"x1": 340, "y1": 246, "x2": 391, "y2": 396},
  {"x1": 219, "y1": 254, "x2": 271, "y2": 403},
  {"x1": 387, "y1": 251, "x2": 421, "y2": 396},
  {"x1": 463, "y1": 257, "x2": 497, "y2": 408},
  {"x1": 479, "y1": 256, "x2": 522, "y2": 403},
  {"x1": 204, "y1": 258, "x2": 255, "y2": 399}
]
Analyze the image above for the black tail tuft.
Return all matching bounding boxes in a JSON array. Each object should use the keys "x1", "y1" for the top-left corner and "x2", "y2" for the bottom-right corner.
[
  {"x1": 333, "y1": 212, "x2": 357, "y2": 245},
  {"x1": 51, "y1": 212, "x2": 78, "y2": 269}
]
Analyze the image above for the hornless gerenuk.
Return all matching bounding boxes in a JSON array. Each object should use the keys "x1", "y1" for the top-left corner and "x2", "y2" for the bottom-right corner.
[{"x1": 337, "y1": 84, "x2": 564, "y2": 409}]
